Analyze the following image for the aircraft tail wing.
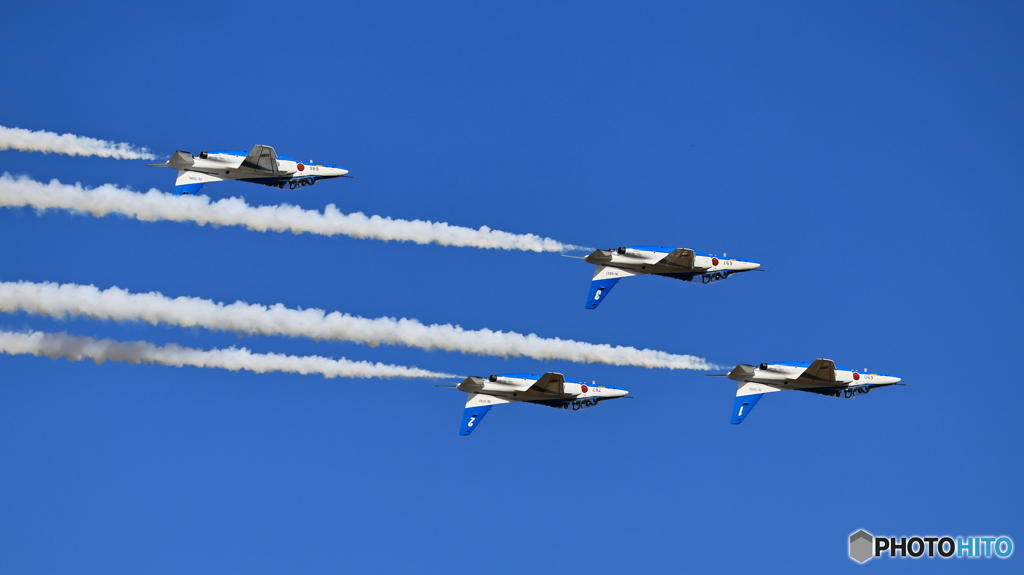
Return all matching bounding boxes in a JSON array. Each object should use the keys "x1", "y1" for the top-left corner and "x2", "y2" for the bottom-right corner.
[
  {"x1": 731, "y1": 382, "x2": 781, "y2": 424},
  {"x1": 149, "y1": 150, "x2": 195, "y2": 169},
  {"x1": 168, "y1": 150, "x2": 195, "y2": 169},
  {"x1": 459, "y1": 393, "x2": 510, "y2": 436},
  {"x1": 174, "y1": 170, "x2": 223, "y2": 196},
  {"x1": 585, "y1": 266, "x2": 638, "y2": 309},
  {"x1": 727, "y1": 364, "x2": 756, "y2": 381},
  {"x1": 240, "y1": 145, "x2": 280, "y2": 173}
]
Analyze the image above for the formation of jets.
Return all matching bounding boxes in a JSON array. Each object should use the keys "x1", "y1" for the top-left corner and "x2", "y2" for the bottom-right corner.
[
  {"x1": 150, "y1": 145, "x2": 349, "y2": 195},
  {"x1": 147, "y1": 143, "x2": 901, "y2": 434}
]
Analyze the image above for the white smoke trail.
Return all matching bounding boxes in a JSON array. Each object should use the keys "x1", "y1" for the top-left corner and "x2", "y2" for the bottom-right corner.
[
  {"x1": 0, "y1": 126, "x2": 155, "y2": 160},
  {"x1": 0, "y1": 281, "x2": 714, "y2": 370},
  {"x1": 0, "y1": 174, "x2": 586, "y2": 253},
  {"x1": 0, "y1": 330, "x2": 454, "y2": 379}
]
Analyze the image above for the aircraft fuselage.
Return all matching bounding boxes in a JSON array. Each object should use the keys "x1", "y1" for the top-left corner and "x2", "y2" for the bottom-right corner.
[
  {"x1": 730, "y1": 362, "x2": 902, "y2": 391},
  {"x1": 151, "y1": 145, "x2": 349, "y2": 195},
  {"x1": 723, "y1": 359, "x2": 902, "y2": 423},
  {"x1": 583, "y1": 245, "x2": 761, "y2": 308},
  {"x1": 457, "y1": 373, "x2": 628, "y2": 406},
  {"x1": 453, "y1": 372, "x2": 629, "y2": 435},
  {"x1": 180, "y1": 150, "x2": 348, "y2": 188}
]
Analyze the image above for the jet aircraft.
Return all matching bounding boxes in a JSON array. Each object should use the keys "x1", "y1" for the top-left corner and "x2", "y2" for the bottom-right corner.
[
  {"x1": 149, "y1": 145, "x2": 349, "y2": 195},
  {"x1": 445, "y1": 372, "x2": 629, "y2": 435},
  {"x1": 716, "y1": 359, "x2": 902, "y2": 424},
  {"x1": 582, "y1": 246, "x2": 760, "y2": 309}
]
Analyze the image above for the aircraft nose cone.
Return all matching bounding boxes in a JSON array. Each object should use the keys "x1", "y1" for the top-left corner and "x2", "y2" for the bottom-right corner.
[{"x1": 609, "y1": 388, "x2": 629, "y2": 398}]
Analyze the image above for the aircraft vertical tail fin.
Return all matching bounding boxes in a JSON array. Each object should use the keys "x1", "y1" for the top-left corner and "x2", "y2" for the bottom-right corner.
[
  {"x1": 173, "y1": 183, "x2": 204, "y2": 196},
  {"x1": 459, "y1": 393, "x2": 510, "y2": 436},
  {"x1": 586, "y1": 278, "x2": 620, "y2": 309},
  {"x1": 731, "y1": 393, "x2": 763, "y2": 424},
  {"x1": 585, "y1": 266, "x2": 638, "y2": 309},
  {"x1": 460, "y1": 405, "x2": 492, "y2": 435},
  {"x1": 731, "y1": 382, "x2": 780, "y2": 424},
  {"x1": 173, "y1": 170, "x2": 223, "y2": 196}
]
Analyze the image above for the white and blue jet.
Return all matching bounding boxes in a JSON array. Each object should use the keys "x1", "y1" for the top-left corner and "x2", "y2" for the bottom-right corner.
[
  {"x1": 582, "y1": 246, "x2": 761, "y2": 309},
  {"x1": 149, "y1": 145, "x2": 349, "y2": 195},
  {"x1": 717, "y1": 359, "x2": 902, "y2": 424},
  {"x1": 446, "y1": 372, "x2": 629, "y2": 435}
]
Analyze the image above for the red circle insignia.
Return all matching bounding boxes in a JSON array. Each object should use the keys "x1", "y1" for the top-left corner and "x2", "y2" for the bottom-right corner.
[
  {"x1": 712, "y1": 257, "x2": 719, "y2": 266},
  {"x1": 581, "y1": 385, "x2": 589, "y2": 393},
  {"x1": 853, "y1": 372, "x2": 860, "y2": 381},
  {"x1": 297, "y1": 163, "x2": 305, "y2": 171}
]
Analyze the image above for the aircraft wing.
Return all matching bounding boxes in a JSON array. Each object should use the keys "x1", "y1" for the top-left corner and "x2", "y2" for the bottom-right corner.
[
  {"x1": 460, "y1": 393, "x2": 510, "y2": 436},
  {"x1": 528, "y1": 372, "x2": 566, "y2": 396},
  {"x1": 794, "y1": 359, "x2": 836, "y2": 386},
  {"x1": 657, "y1": 248, "x2": 698, "y2": 270},
  {"x1": 239, "y1": 144, "x2": 280, "y2": 173}
]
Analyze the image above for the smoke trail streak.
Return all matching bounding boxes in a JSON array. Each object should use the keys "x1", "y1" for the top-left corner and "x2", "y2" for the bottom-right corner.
[
  {"x1": 0, "y1": 126, "x2": 155, "y2": 160},
  {"x1": 0, "y1": 174, "x2": 586, "y2": 252},
  {"x1": 0, "y1": 330, "x2": 454, "y2": 379},
  {"x1": 0, "y1": 281, "x2": 714, "y2": 370}
]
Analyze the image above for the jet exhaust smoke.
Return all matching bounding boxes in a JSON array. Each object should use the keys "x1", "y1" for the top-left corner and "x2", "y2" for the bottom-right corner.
[
  {"x1": 0, "y1": 330, "x2": 455, "y2": 379},
  {"x1": 0, "y1": 126, "x2": 155, "y2": 160},
  {"x1": 0, "y1": 281, "x2": 715, "y2": 370},
  {"x1": 0, "y1": 174, "x2": 586, "y2": 253}
]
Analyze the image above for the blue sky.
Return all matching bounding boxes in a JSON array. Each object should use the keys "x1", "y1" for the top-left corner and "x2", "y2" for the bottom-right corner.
[{"x1": 1, "y1": 1, "x2": 1022, "y2": 572}]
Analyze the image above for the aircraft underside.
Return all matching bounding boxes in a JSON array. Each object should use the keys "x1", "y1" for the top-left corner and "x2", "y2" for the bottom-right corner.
[
  {"x1": 239, "y1": 176, "x2": 327, "y2": 190},
  {"x1": 654, "y1": 270, "x2": 734, "y2": 283},
  {"x1": 526, "y1": 397, "x2": 608, "y2": 410},
  {"x1": 799, "y1": 385, "x2": 879, "y2": 398}
]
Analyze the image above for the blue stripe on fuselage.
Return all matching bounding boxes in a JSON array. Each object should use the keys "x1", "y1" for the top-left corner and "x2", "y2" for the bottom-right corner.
[
  {"x1": 770, "y1": 361, "x2": 898, "y2": 378},
  {"x1": 493, "y1": 373, "x2": 626, "y2": 391},
  {"x1": 205, "y1": 151, "x2": 299, "y2": 162},
  {"x1": 624, "y1": 246, "x2": 675, "y2": 253},
  {"x1": 774, "y1": 361, "x2": 858, "y2": 371},
  {"x1": 626, "y1": 246, "x2": 712, "y2": 257}
]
